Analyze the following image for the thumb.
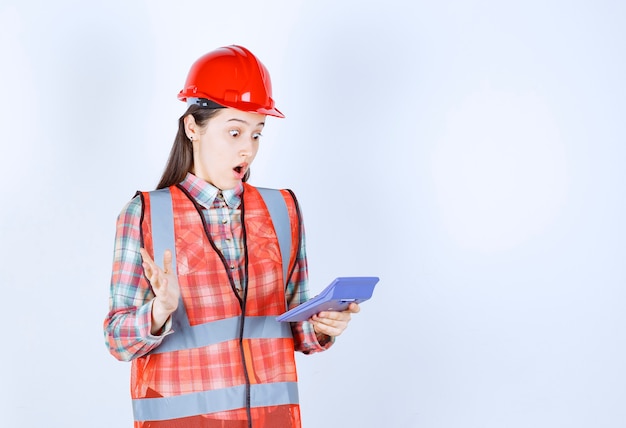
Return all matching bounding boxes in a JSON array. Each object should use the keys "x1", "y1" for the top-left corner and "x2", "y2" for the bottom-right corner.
[{"x1": 163, "y1": 249, "x2": 174, "y2": 274}]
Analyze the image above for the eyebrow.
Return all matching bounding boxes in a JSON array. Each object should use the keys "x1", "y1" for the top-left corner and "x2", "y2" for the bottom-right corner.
[{"x1": 227, "y1": 118, "x2": 265, "y2": 127}]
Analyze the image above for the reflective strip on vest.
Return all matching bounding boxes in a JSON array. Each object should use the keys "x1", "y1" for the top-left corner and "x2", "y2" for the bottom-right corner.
[
  {"x1": 151, "y1": 314, "x2": 292, "y2": 354},
  {"x1": 133, "y1": 381, "x2": 299, "y2": 422},
  {"x1": 256, "y1": 187, "x2": 291, "y2": 283},
  {"x1": 149, "y1": 188, "x2": 178, "y2": 274}
]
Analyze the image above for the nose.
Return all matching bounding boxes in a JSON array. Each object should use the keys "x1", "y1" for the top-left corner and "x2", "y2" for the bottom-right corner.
[{"x1": 239, "y1": 138, "x2": 254, "y2": 157}]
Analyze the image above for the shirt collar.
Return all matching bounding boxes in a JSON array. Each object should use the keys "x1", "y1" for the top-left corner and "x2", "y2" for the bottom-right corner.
[{"x1": 179, "y1": 173, "x2": 243, "y2": 209}]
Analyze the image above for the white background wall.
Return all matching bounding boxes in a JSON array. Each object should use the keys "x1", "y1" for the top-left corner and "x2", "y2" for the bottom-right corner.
[{"x1": 1, "y1": 1, "x2": 625, "y2": 427}]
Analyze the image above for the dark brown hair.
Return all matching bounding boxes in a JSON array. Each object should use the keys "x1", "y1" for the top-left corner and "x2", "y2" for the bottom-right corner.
[{"x1": 156, "y1": 105, "x2": 223, "y2": 189}]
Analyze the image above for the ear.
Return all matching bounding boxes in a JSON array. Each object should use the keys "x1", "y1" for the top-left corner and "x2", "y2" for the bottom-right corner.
[{"x1": 183, "y1": 114, "x2": 198, "y2": 140}]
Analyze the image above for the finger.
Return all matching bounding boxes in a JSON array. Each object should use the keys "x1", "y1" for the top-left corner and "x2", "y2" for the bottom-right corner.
[
  {"x1": 316, "y1": 303, "x2": 360, "y2": 320},
  {"x1": 140, "y1": 249, "x2": 168, "y2": 291},
  {"x1": 348, "y1": 303, "x2": 361, "y2": 313},
  {"x1": 163, "y1": 249, "x2": 173, "y2": 275},
  {"x1": 142, "y1": 261, "x2": 153, "y2": 278},
  {"x1": 313, "y1": 314, "x2": 349, "y2": 330},
  {"x1": 148, "y1": 265, "x2": 159, "y2": 284},
  {"x1": 140, "y1": 249, "x2": 158, "y2": 276},
  {"x1": 312, "y1": 319, "x2": 346, "y2": 337},
  {"x1": 139, "y1": 248, "x2": 155, "y2": 264},
  {"x1": 313, "y1": 323, "x2": 333, "y2": 337},
  {"x1": 314, "y1": 310, "x2": 351, "y2": 322}
]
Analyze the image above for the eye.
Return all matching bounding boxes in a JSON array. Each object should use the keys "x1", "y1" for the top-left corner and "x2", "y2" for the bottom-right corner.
[
  {"x1": 252, "y1": 132, "x2": 263, "y2": 140},
  {"x1": 229, "y1": 129, "x2": 240, "y2": 137}
]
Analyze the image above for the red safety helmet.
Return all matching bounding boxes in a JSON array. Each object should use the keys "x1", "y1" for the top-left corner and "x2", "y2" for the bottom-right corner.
[{"x1": 178, "y1": 45, "x2": 284, "y2": 118}]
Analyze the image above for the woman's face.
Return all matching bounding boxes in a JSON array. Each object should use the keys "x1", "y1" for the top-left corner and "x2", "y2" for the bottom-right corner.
[{"x1": 186, "y1": 108, "x2": 266, "y2": 190}]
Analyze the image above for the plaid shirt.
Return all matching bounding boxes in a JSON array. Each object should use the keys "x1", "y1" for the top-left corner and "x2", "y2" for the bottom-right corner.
[{"x1": 104, "y1": 173, "x2": 332, "y2": 362}]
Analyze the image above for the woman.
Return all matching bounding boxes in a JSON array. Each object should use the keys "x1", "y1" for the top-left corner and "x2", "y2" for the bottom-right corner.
[{"x1": 103, "y1": 45, "x2": 359, "y2": 428}]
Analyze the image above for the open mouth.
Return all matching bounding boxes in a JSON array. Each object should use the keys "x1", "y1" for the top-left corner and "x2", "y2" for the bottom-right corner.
[{"x1": 233, "y1": 163, "x2": 248, "y2": 179}]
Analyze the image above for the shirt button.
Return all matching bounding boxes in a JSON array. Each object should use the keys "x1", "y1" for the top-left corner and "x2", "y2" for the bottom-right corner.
[
  {"x1": 221, "y1": 218, "x2": 228, "y2": 224},
  {"x1": 230, "y1": 265, "x2": 235, "y2": 270}
]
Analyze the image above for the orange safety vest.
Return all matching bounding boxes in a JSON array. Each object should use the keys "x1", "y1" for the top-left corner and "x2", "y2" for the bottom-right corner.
[{"x1": 133, "y1": 183, "x2": 302, "y2": 428}]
